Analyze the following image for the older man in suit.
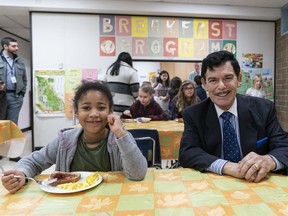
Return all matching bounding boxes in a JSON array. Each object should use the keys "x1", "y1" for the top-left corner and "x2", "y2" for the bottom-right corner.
[{"x1": 179, "y1": 50, "x2": 288, "y2": 183}]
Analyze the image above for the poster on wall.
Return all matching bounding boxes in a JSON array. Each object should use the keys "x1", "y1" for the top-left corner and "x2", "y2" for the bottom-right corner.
[
  {"x1": 99, "y1": 15, "x2": 237, "y2": 60},
  {"x1": 242, "y1": 53, "x2": 263, "y2": 68},
  {"x1": 238, "y1": 68, "x2": 274, "y2": 101},
  {"x1": 238, "y1": 52, "x2": 273, "y2": 101},
  {"x1": 82, "y1": 68, "x2": 99, "y2": 82},
  {"x1": 34, "y1": 69, "x2": 66, "y2": 116},
  {"x1": 35, "y1": 68, "x2": 99, "y2": 117},
  {"x1": 65, "y1": 69, "x2": 82, "y2": 118},
  {"x1": 64, "y1": 68, "x2": 99, "y2": 118}
]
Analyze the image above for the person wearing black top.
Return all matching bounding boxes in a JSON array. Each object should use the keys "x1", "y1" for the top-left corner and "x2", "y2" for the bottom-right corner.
[{"x1": 194, "y1": 75, "x2": 207, "y2": 101}]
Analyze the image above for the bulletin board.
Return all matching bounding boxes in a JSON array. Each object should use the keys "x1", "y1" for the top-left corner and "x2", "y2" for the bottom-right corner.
[{"x1": 31, "y1": 12, "x2": 275, "y2": 148}]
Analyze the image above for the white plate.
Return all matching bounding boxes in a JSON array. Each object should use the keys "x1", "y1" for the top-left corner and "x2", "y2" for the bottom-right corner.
[
  {"x1": 123, "y1": 119, "x2": 135, "y2": 123},
  {"x1": 40, "y1": 172, "x2": 102, "y2": 194},
  {"x1": 140, "y1": 117, "x2": 151, "y2": 123}
]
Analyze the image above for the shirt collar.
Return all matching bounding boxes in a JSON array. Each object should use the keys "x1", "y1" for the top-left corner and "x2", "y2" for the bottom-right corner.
[
  {"x1": 214, "y1": 97, "x2": 238, "y2": 118},
  {"x1": 3, "y1": 52, "x2": 13, "y2": 60}
]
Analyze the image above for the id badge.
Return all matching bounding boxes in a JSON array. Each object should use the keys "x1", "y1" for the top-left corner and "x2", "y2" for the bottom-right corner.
[{"x1": 11, "y1": 76, "x2": 17, "y2": 83}]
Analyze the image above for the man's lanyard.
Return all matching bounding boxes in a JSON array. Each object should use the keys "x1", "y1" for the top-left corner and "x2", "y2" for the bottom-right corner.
[{"x1": 4, "y1": 56, "x2": 15, "y2": 75}]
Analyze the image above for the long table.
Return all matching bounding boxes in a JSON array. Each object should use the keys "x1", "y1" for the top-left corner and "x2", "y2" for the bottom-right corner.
[
  {"x1": 124, "y1": 120, "x2": 184, "y2": 160},
  {"x1": 0, "y1": 120, "x2": 26, "y2": 158},
  {"x1": 0, "y1": 168, "x2": 287, "y2": 215}
]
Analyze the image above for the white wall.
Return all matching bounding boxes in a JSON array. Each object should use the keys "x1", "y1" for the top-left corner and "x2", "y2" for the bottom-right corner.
[
  {"x1": 32, "y1": 13, "x2": 275, "y2": 148},
  {"x1": 0, "y1": 30, "x2": 31, "y2": 129},
  {"x1": 237, "y1": 22, "x2": 275, "y2": 70},
  {"x1": 31, "y1": 13, "x2": 163, "y2": 147},
  {"x1": 134, "y1": 61, "x2": 161, "y2": 84}
]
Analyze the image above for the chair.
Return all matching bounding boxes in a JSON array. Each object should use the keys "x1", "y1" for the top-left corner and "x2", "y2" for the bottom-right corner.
[{"x1": 128, "y1": 129, "x2": 162, "y2": 169}]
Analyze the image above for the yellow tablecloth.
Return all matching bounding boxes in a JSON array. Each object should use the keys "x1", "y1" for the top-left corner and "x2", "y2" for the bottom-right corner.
[
  {"x1": 1, "y1": 168, "x2": 288, "y2": 215},
  {"x1": 125, "y1": 120, "x2": 184, "y2": 160},
  {"x1": 0, "y1": 120, "x2": 26, "y2": 157}
]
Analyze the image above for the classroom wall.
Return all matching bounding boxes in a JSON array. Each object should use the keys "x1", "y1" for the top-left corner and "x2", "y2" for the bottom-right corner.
[
  {"x1": 0, "y1": 30, "x2": 31, "y2": 129},
  {"x1": 31, "y1": 12, "x2": 276, "y2": 148},
  {"x1": 275, "y1": 19, "x2": 288, "y2": 131}
]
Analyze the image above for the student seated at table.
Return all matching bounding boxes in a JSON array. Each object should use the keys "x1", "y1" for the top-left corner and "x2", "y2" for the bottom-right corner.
[
  {"x1": 1, "y1": 81, "x2": 147, "y2": 193},
  {"x1": 167, "y1": 76, "x2": 182, "y2": 120},
  {"x1": 179, "y1": 50, "x2": 288, "y2": 183},
  {"x1": 194, "y1": 75, "x2": 207, "y2": 101},
  {"x1": 122, "y1": 83, "x2": 168, "y2": 120},
  {"x1": 170, "y1": 80, "x2": 200, "y2": 122},
  {"x1": 156, "y1": 76, "x2": 182, "y2": 118},
  {"x1": 153, "y1": 70, "x2": 170, "y2": 97}
]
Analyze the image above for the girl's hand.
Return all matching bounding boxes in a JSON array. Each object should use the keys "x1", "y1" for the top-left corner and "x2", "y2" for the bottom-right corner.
[
  {"x1": 107, "y1": 114, "x2": 126, "y2": 138},
  {"x1": 1, "y1": 170, "x2": 26, "y2": 194},
  {"x1": 123, "y1": 110, "x2": 132, "y2": 118}
]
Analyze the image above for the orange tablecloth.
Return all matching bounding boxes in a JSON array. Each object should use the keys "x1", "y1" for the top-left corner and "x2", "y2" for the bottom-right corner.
[
  {"x1": 0, "y1": 120, "x2": 26, "y2": 157},
  {"x1": 1, "y1": 168, "x2": 288, "y2": 215},
  {"x1": 124, "y1": 120, "x2": 184, "y2": 160}
]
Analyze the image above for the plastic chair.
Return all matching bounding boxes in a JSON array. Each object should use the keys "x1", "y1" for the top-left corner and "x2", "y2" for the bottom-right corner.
[{"x1": 128, "y1": 129, "x2": 162, "y2": 169}]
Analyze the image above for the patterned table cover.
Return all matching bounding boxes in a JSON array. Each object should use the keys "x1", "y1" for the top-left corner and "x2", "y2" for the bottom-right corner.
[
  {"x1": 124, "y1": 120, "x2": 184, "y2": 160},
  {"x1": 0, "y1": 120, "x2": 26, "y2": 157},
  {"x1": 1, "y1": 168, "x2": 288, "y2": 215}
]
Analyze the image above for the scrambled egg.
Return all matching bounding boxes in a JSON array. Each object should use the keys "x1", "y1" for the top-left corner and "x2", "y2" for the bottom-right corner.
[{"x1": 56, "y1": 172, "x2": 99, "y2": 190}]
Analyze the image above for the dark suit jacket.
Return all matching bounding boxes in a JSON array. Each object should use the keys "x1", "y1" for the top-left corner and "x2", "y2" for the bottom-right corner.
[{"x1": 179, "y1": 94, "x2": 288, "y2": 174}]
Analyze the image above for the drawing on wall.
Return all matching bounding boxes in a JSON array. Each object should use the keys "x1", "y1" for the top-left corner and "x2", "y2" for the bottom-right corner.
[
  {"x1": 35, "y1": 70, "x2": 66, "y2": 116},
  {"x1": 238, "y1": 68, "x2": 274, "y2": 101},
  {"x1": 242, "y1": 53, "x2": 263, "y2": 68},
  {"x1": 99, "y1": 15, "x2": 237, "y2": 59},
  {"x1": 82, "y1": 68, "x2": 99, "y2": 82},
  {"x1": 65, "y1": 68, "x2": 99, "y2": 118},
  {"x1": 65, "y1": 69, "x2": 82, "y2": 118},
  {"x1": 35, "y1": 68, "x2": 99, "y2": 117},
  {"x1": 100, "y1": 37, "x2": 116, "y2": 56}
]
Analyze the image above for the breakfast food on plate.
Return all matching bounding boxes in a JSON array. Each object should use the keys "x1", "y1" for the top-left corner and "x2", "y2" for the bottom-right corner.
[
  {"x1": 49, "y1": 171, "x2": 81, "y2": 186},
  {"x1": 56, "y1": 172, "x2": 99, "y2": 190}
]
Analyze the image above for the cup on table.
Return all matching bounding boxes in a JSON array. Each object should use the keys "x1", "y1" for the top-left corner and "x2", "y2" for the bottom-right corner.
[{"x1": 136, "y1": 117, "x2": 142, "y2": 124}]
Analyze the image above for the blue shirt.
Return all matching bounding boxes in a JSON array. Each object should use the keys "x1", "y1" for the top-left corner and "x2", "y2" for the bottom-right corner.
[{"x1": 3, "y1": 53, "x2": 16, "y2": 90}]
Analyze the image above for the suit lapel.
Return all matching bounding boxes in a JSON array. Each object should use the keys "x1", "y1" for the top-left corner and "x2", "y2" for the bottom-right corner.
[
  {"x1": 205, "y1": 101, "x2": 222, "y2": 157},
  {"x1": 237, "y1": 95, "x2": 257, "y2": 156}
]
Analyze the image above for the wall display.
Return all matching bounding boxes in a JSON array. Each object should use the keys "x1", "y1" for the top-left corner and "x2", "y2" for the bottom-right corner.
[
  {"x1": 34, "y1": 68, "x2": 99, "y2": 118},
  {"x1": 242, "y1": 53, "x2": 263, "y2": 68},
  {"x1": 238, "y1": 52, "x2": 273, "y2": 100},
  {"x1": 32, "y1": 12, "x2": 275, "y2": 148},
  {"x1": 239, "y1": 68, "x2": 274, "y2": 100},
  {"x1": 35, "y1": 70, "x2": 65, "y2": 116},
  {"x1": 64, "y1": 68, "x2": 99, "y2": 118},
  {"x1": 99, "y1": 15, "x2": 237, "y2": 60}
]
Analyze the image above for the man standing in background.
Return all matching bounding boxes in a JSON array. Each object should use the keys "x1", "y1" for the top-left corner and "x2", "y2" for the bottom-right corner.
[
  {"x1": 0, "y1": 37, "x2": 27, "y2": 162},
  {"x1": 188, "y1": 62, "x2": 201, "y2": 82}
]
